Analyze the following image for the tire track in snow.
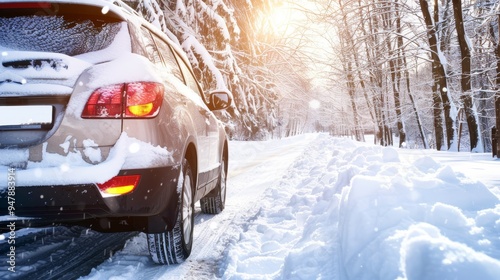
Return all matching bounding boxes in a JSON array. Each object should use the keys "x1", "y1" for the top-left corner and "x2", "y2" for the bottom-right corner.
[{"x1": 0, "y1": 226, "x2": 136, "y2": 279}]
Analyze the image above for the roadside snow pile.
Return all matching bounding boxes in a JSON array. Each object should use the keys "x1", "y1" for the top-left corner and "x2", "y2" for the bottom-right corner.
[{"x1": 221, "y1": 134, "x2": 500, "y2": 279}]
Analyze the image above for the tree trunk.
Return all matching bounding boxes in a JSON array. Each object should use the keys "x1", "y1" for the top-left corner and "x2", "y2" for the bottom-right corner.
[
  {"x1": 337, "y1": 0, "x2": 363, "y2": 141},
  {"x1": 431, "y1": 86, "x2": 444, "y2": 150},
  {"x1": 345, "y1": 60, "x2": 362, "y2": 141},
  {"x1": 419, "y1": 0, "x2": 449, "y2": 150},
  {"x1": 368, "y1": 1, "x2": 389, "y2": 146},
  {"x1": 403, "y1": 54, "x2": 427, "y2": 148},
  {"x1": 381, "y1": 0, "x2": 401, "y2": 146},
  {"x1": 495, "y1": 14, "x2": 500, "y2": 156},
  {"x1": 354, "y1": 1, "x2": 376, "y2": 141},
  {"x1": 452, "y1": 0, "x2": 480, "y2": 151},
  {"x1": 394, "y1": 0, "x2": 406, "y2": 147}
]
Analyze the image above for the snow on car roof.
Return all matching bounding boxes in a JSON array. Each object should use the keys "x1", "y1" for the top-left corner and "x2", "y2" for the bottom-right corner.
[{"x1": 0, "y1": 0, "x2": 130, "y2": 17}]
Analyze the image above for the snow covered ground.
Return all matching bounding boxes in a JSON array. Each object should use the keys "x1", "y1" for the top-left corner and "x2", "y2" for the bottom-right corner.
[{"x1": 75, "y1": 133, "x2": 500, "y2": 279}]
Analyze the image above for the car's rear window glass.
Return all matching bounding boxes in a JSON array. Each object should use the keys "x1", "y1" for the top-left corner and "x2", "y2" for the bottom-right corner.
[{"x1": 0, "y1": 3, "x2": 122, "y2": 56}]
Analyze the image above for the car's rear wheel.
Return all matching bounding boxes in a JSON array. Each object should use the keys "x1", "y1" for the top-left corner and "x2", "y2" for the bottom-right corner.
[
  {"x1": 200, "y1": 156, "x2": 227, "y2": 214},
  {"x1": 147, "y1": 159, "x2": 194, "y2": 265}
]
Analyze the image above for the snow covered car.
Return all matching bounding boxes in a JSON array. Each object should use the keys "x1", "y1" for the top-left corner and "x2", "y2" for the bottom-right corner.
[{"x1": 0, "y1": 0, "x2": 231, "y2": 264}]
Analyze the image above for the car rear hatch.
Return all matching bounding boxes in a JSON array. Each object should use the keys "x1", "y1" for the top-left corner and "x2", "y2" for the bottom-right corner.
[{"x1": 0, "y1": 1, "x2": 124, "y2": 148}]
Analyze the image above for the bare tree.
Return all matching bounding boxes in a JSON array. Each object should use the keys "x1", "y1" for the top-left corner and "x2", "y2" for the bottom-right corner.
[
  {"x1": 451, "y1": 0, "x2": 481, "y2": 151},
  {"x1": 419, "y1": 0, "x2": 452, "y2": 150},
  {"x1": 381, "y1": 0, "x2": 406, "y2": 147},
  {"x1": 336, "y1": 0, "x2": 364, "y2": 141},
  {"x1": 492, "y1": 3, "x2": 500, "y2": 155}
]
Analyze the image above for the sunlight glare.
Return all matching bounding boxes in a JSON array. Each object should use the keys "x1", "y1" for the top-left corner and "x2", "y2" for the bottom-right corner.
[{"x1": 267, "y1": 3, "x2": 292, "y2": 33}]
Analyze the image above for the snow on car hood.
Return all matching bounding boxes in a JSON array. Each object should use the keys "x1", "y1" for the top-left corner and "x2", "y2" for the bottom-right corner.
[{"x1": 0, "y1": 133, "x2": 174, "y2": 187}]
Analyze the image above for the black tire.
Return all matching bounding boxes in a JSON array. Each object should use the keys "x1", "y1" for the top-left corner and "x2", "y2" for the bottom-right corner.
[
  {"x1": 200, "y1": 156, "x2": 227, "y2": 214},
  {"x1": 147, "y1": 159, "x2": 195, "y2": 265}
]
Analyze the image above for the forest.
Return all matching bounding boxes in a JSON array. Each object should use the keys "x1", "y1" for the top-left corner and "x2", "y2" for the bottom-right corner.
[{"x1": 125, "y1": 0, "x2": 500, "y2": 153}]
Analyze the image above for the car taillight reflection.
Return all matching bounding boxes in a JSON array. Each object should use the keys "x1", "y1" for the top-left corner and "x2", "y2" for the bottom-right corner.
[{"x1": 82, "y1": 82, "x2": 164, "y2": 118}]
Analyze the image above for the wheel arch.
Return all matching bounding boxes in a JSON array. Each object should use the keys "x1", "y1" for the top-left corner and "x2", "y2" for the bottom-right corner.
[
  {"x1": 222, "y1": 139, "x2": 229, "y2": 173},
  {"x1": 184, "y1": 141, "x2": 198, "y2": 189}
]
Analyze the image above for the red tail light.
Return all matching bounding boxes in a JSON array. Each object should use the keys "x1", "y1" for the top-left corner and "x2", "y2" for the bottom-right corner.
[
  {"x1": 82, "y1": 82, "x2": 164, "y2": 118},
  {"x1": 125, "y1": 82, "x2": 164, "y2": 117},
  {"x1": 82, "y1": 84, "x2": 123, "y2": 118},
  {"x1": 96, "y1": 175, "x2": 140, "y2": 196}
]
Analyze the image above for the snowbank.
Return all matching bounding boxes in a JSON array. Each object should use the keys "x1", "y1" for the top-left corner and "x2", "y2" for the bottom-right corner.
[{"x1": 222, "y1": 134, "x2": 500, "y2": 279}]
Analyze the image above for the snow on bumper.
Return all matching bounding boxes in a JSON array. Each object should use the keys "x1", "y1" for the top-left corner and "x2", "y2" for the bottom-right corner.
[{"x1": 0, "y1": 132, "x2": 175, "y2": 188}]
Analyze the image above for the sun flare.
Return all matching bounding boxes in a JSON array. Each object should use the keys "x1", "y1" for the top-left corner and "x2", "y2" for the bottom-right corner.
[{"x1": 266, "y1": 3, "x2": 292, "y2": 33}]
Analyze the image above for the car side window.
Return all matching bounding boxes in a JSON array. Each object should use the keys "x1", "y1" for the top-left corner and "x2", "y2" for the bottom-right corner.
[
  {"x1": 151, "y1": 35, "x2": 184, "y2": 82},
  {"x1": 128, "y1": 23, "x2": 147, "y2": 57},
  {"x1": 175, "y1": 53, "x2": 206, "y2": 101},
  {"x1": 140, "y1": 27, "x2": 162, "y2": 65}
]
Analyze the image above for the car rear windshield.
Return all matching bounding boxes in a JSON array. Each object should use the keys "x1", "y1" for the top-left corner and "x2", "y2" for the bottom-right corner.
[{"x1": 0, "y1": 3, "x2": 123, "y2": 56}]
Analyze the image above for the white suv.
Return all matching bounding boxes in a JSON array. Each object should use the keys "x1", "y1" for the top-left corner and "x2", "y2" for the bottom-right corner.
[{"x1": 0, "y1": 0, "x2": 231, "y2": 265}]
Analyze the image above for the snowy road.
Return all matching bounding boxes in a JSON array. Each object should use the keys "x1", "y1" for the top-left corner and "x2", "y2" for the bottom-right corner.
[{"x1": 1, "y1": 134, "x2": 499, "y2": 279}]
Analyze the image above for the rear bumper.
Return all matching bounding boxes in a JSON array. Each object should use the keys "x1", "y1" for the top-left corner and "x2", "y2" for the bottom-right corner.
[{"x1": 0, "y1": 166, "x2": 180, "y2": 232}]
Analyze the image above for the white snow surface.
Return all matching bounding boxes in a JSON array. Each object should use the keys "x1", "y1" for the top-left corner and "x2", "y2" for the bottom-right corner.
[{"x1": 75, "y1": 133, "x2": 499, "y2": 279}]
